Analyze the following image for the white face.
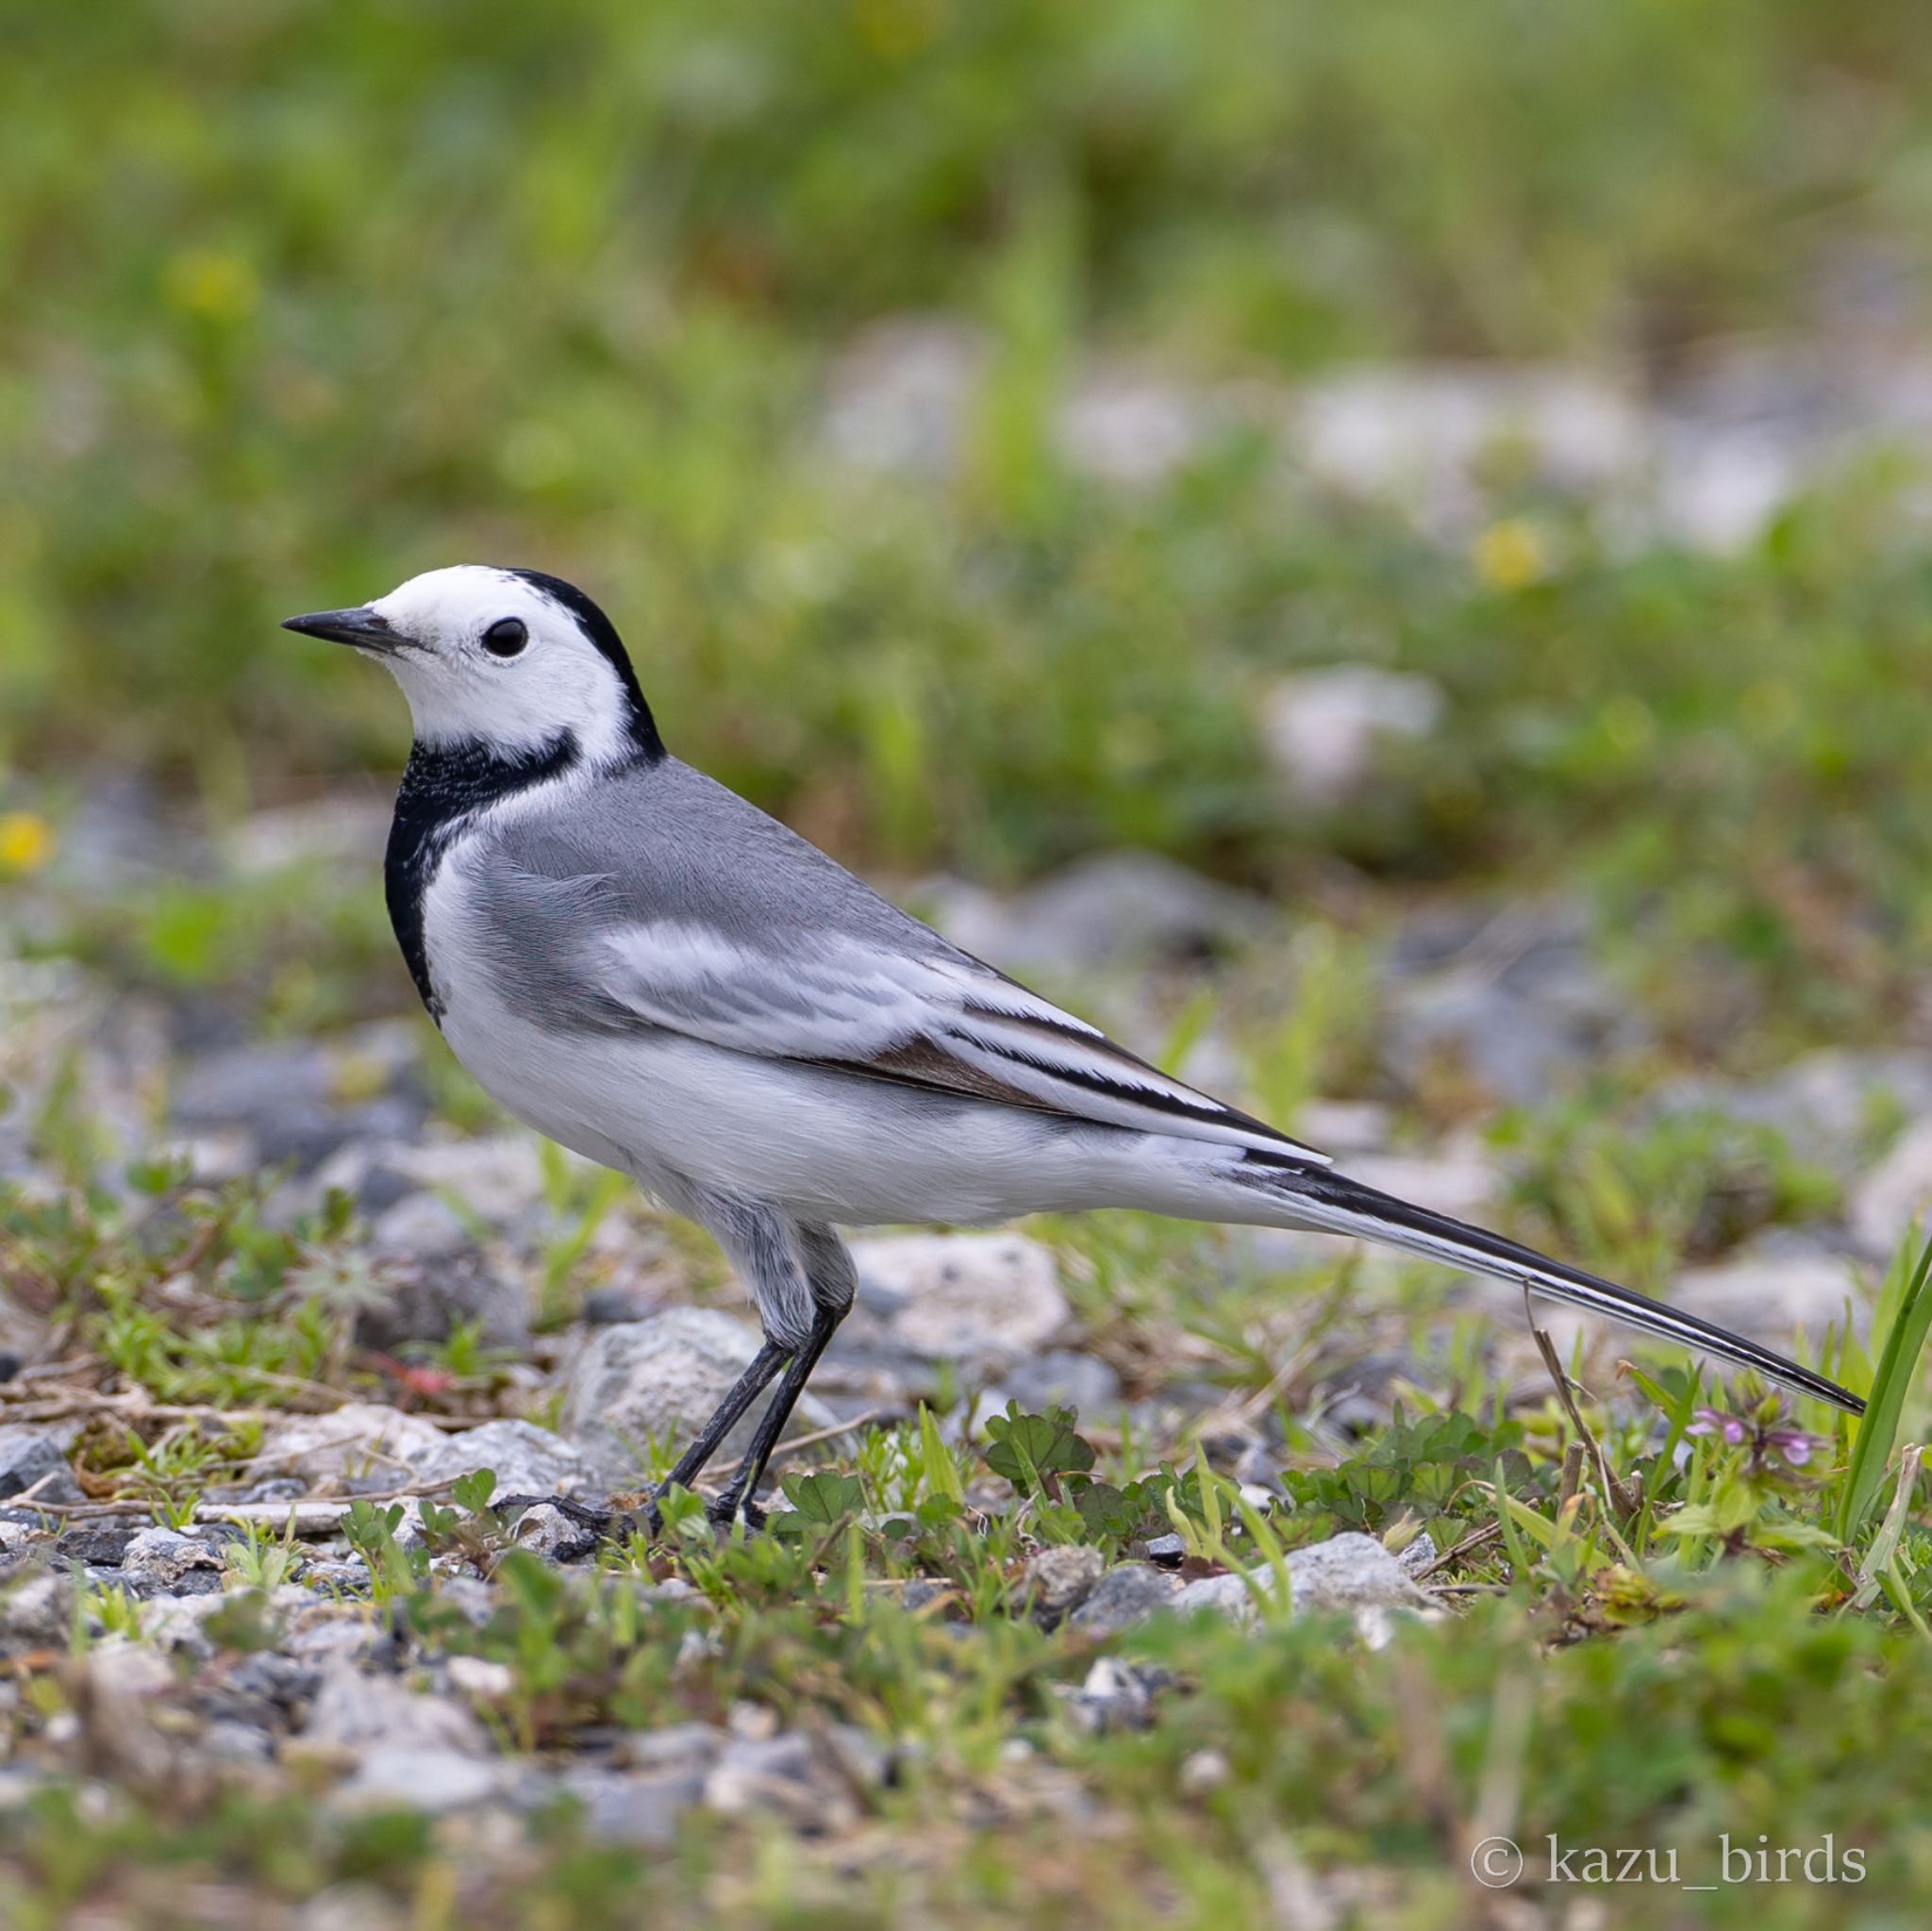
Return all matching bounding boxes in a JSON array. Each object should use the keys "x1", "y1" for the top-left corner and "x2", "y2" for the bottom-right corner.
[{"x1": 361, "y1": 566, "x2": 637, "y2": 761}]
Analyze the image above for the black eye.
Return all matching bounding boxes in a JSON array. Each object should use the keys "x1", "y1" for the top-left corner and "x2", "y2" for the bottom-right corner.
[{"x1": 481, "y1": 617, "x2": 527, "y2": 658}]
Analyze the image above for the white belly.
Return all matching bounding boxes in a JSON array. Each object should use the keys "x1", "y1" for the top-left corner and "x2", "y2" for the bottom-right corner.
[{"x1": 441, "y1": 985, "x2": 1139, "y2": 1222}]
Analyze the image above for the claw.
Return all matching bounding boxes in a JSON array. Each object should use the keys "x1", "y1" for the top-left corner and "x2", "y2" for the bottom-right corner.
[
  {"x1": 493, "y1": 1487, "x2": 768, "y2": 1547},
  {"x1": 492, "y1": 1491, "x2": 636, "y2": 1549},
  {"x1": 704, "y1": 1492, "x2": 768, "y2": 1533}
]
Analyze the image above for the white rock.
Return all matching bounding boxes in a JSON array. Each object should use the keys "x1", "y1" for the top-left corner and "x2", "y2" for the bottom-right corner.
[
  {"x1": 1289, "y1": 1532, "x2": 1436, "y2": 1612},
  {"x1": 511, "y1": 1503, "x2": 604, "y2": 1562},
  {"x1": 822, "y1": 316, "x2": 988, "y2": 475},
  {"x1": 703, "y1": 1731, "x2": 857, "y2": 1830},
  {"x1": 559, "y1": 1308, "x2": 833, "y2": 1487},
  {"x1": 143, "y1": 1584, "x2": 315, "y2": 1658},
  {"x1": 0, "y1": 1571, "x2": 74, "y2": 1648},
  {"x1": 1293, "y1": 1099, "x2": 1391, "y2": 1155},
  {"x1": 553, "y1": 1764, "x2": 708, "y2": 1847},
  {"x1": 304, "y1": 1662, "x2": 491, "y2": 1756},
  {"x1": 1179, "y1": 1748, "x2": 1230, "y2": 1796},
  {"x1": 978, "y1": 849, "x2": 1277, "y2": 974},
  {"x1": 1024, "y1": 1544, "x2": 1107, "y2": 1619},
  {"x1": 86, "y1": 1639, "x2": 175, "y2": 1702},
  {"x1": 122, "y1": 1527, "x2": 224, "y2": 1589},
  {"x1": 1261, "y1": 666, "x2": 1445, "y2": 809},
  {"x1": 1686, "y1": 1049, "x2": 1932, "y2": 1172},
  {"x1": 853, "y1": 1232, "x2": 1069, "y2": 1362},
  {"x1": 1173, "y1": 1532, "x2": 1434, "y2": 1630},
  {"x1": 411, "y1": 1420, "x2": 596, "y2": 1499},
  {"x1": 256, "y1": 1404, "x2": 446, "y2": 1489},
  {"x1": 1674, "y1": 1247, "x2": 1867, "y2": 1344},
  {"x1": 1171, "y1": 1572, "x2": 1268, "y2": 1622},
  {"x1": 298, "y1": 1886, "x2": 406, "y2": 1931},
  {"x1": 1851, "y1": 1117, "x2": 1932, "y2": 1258},
  {"x1": 446, "y1": 1656, "x2": 515, "y2": 1702},
  {"x1": 0, "y1": 1425, "x2": 85, "y2": 1507},
  {"x1": 1058, "y1": 364, "x2": 1215, "y2": 486},
  {"x1": 225, "y1": 797, "x2": 394, "y2": 876},
  {"x1": 388, "y1": 1134, "x2": 554, "y2": 1221},
  {"x1": 1654, "y1": 420, "x2": 1805, "y2": 554},
  {"x1": 330, "y1": 1744, "x2": 505, "y2": 1814},
  {"x1": 1343, "y1": 1147, "x2": 1501, "y2": 1222},
  {"x1": 1396, "y1": 1531, "x2": 1440, "y2": 1578},
  {"x1": 1296, "y1": 365, "x2": 1648, "y2": 513},
  {"x1": 368, "y1": 1192, "x2": 472, "y2": 1259}
]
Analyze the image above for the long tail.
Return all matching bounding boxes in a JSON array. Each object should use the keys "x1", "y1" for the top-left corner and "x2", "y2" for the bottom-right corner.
[{"x1": 1236, "y1": 1159, "x2": 1864, "y2": 1416}]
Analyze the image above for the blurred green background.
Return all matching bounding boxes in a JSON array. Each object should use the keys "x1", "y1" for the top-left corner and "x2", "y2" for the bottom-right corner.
[{"x1": 8, "y1": 0, "x2": 1932, "y2": 1042}]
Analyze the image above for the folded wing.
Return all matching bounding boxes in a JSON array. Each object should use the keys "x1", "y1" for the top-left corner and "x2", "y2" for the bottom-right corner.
[{"x1": 592, "y1": 917, "x2": 1330, "y2": 1163}]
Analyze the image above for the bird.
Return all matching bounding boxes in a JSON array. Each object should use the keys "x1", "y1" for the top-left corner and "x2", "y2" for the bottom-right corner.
[{"x1": 284, "y1": 565, "x2": 1863, "y2": 1523}]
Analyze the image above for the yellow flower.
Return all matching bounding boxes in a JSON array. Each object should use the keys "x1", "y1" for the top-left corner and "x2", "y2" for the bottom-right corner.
[
  {"x1": 162, "y1": 249, "x2": 260, "y2": 325},
  {"x1": 0, "y1": 811, "x2": 55, "y2": 874},
  {"x1": 1472, "y1": 517, "x2": 1552, "y2": 591}
]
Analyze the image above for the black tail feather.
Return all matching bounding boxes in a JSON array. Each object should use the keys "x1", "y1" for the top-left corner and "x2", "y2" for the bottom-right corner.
[{"x1": 1254, "y1": 1164, "x2": 1865, "y2": 1417}]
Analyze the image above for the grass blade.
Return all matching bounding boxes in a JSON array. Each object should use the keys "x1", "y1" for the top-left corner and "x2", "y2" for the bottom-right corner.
[{"x1": 1837, "y1": 1226, "x2": 1932, "y2": 1546}]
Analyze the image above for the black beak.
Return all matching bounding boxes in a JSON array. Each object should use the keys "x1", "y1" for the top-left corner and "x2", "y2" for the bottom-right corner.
[{"x1": 280, "y1": 606, "x2": 402, "y2": 653}]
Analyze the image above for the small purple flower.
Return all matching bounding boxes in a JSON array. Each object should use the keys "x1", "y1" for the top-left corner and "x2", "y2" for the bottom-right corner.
[
  {"x1": 1689, "y1": 1407, "x2": 1749, "y2": 1446},
  {"x1": 1686, "y1": 1406, "x2": 1819, "y2": 1473}
]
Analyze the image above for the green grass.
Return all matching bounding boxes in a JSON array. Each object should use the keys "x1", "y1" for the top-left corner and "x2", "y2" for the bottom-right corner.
[
  {"x1": 4, "y1": 1143, "x2": 1932, "y2": 1924},
  {"x1": 10, "y1": 4, "x2": 1932, "y2": 1923},
  {"x1": 8, "y1": 3, "x2": 1932, "y2": 1047}
]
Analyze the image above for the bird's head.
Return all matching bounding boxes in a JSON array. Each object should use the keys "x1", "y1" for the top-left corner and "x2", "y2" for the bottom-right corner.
[{"x1": 283, "y1": 565, "x2": 661, "y2": 764}]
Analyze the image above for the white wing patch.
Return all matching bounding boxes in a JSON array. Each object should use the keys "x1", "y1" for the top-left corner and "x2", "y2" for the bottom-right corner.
[{"x1": 596, "y1": 920, "x2": 1330, "y2": 1164}]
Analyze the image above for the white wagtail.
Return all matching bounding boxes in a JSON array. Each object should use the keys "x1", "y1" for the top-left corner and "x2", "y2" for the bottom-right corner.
[{"x1": 284, "y1": 566, "x2": 1863, "y2": 1521}]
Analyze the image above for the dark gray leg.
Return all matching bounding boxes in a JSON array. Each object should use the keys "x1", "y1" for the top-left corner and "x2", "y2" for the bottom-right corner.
[
  {"x1": 497, "y1": 1340, "x2": 790, "y2": 1541},
  {"x1": 502, "y1": 1206, "x2": 855, "y2": 1540},
  {"x1": 706, "y1": 1220, "x2": 858, "y2": 1527},
  {"x1": 662, "y1": 1339, "x2": 789, "y2": 1490}
]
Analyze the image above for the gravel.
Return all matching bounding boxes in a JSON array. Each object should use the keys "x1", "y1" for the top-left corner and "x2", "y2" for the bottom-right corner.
[
  {"x1": 0, "y1": 1428, "x2": 85, "y2": 1507},
  {"x1": 410, "y1": 1419, "x2": 597, "y2": 1499},
  {"x1": 1025, "y1": 1545, "x2": 1107, "y2": 1624},
  {"x1": 851, "y1": 1232, "x2": 1070, "y2": 1365},
  {"x1": 1067, "y1": 1563, "x2": 1178, "y2": 1637},
  {"x1": 559, "y1": 1307, "x2": 836, "y2": 1487},
  {"x1": 254, "y1": 1405, "x2": 448, "y2": 1491}
]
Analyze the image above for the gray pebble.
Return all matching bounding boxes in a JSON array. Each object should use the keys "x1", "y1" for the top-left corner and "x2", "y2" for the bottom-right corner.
[
  {"x1": 122, "y1": 1527, "x2": 225, "y2": 1591},
  {"x1": 413, "y1": 1420, "x2": 597, "y2": 1502},
  {"x1": 559, "y1": 1308, "x2": 833, "y2": 1486},
  {"x1": 704, "y1": 1731, "x2": 858, "y2": 1833},
  {"x1": 510, "y1": 1503, "x2": 607, "y2": 1565},
  {"x1": 201, "y1": 1719, "x2": 277, "y2": 1764},
  {"x1": 624, "y1": 1723, "x2": 724, "y2": 1773},
  {"x1": 355, "y1": 1247, "x2": 529, "y2": 1353},
  {"x1": 330, "y1": 1743, "x2": 505, "y2": 1814},
  {"x1": 1064, "y1": 1656, "x2": 1163, "y2": 1733},
  {"x1": 997, "y1": 1351, "x2": 1123, "y2": 1418},
  {"x1": 57, "y1": 1524, "x2": 136, "y2": 1568},
  {"x1": 304, "y1": 1662, "x2": 491, "y2": 1757},
  {"x1": 554, "y1": 1765, "x2": 708, "y2": 1846},
  {"x1": 1067, "y1": 1563, "x2": 1177, "y2": 1637},
  {"x1": 0, "y1": 1569, "x2": 74, "y2": 1649},
  {"x1": 0, "y1": 1428, "x2": 85, "y2": 1507},
  {"x1": 581, "y1": 1286, "x2": 654, "y2": 1326},
  {"x1": 1025, "y1": 1545, "x2": 1106, "y2": 1624}
]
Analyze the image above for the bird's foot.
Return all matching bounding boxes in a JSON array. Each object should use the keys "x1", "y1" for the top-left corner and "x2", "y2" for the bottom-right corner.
[
  {"x1": 493, "y1": 1489, "x2": 767, "y2": 1547},
  {"x1": 703, "y1": 1492, "x2": 767, "y2": 1534},
  {"x1": 491, "y1": 1492, "x2": 641, "y2": 1550}
]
